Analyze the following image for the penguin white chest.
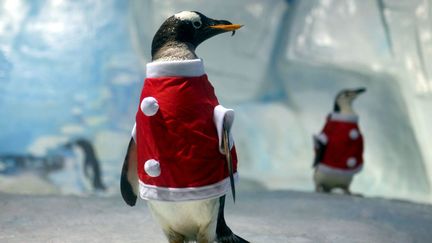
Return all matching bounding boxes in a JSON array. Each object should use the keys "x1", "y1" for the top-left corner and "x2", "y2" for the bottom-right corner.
[{"x1": 147, "y1": 197, "x2": 219, "y2": 241}]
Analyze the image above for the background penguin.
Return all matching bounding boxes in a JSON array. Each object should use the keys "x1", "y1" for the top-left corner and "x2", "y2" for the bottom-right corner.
[
  {"x1": 62, "y1": 138, "x2": 106, "y2": 192},
  {"x1": 0, "y1": 137, "x2": 106, "y2": 194},
  {"x1": 313, "y1": 88, "x2": 366, "y2": 195},
  {"x1": 48, "y1": 138, "x2": 106, "y2": 194},
  {"x1": 120, "y1": 11, "x2": 248, "y2": 243}
]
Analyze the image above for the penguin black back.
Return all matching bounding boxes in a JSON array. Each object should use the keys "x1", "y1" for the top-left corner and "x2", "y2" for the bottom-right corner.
[
  {"x1": 69, "y1": 138, "x2": 106, "y2": 191},
  {"x1": 333, "y1": 91, "x2": 343, "y2": 112}
]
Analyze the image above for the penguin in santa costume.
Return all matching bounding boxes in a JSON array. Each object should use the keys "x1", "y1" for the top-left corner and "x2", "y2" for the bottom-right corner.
[
  {"x1": 313, "y1": 88, "x2": 366, "y2": 195},
  {"x1": 120, "y1": 11, "x2": 248, "y2": 243}
]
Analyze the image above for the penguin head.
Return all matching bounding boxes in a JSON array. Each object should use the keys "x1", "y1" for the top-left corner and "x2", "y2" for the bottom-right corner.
[
  {"x1": 333, "y1": 87, "x2": 366, "y2": 112},
  {"x1": 151, "y1": 11, "x2": 242, "y2": 58}
]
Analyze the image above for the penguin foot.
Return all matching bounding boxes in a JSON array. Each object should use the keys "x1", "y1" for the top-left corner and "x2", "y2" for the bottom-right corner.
[
  {"x1": 164, "y1": 229, "x2": 185, "y2": 243},
  {"x1": 315, "y1": 185, "x2": 331, "y2": 193},
  {"x1": 216, "y1": 196, "x2": 249, "y2": 243},
  {"x1": 342, "y1": 188, "x2": 352, "y2": 195}
]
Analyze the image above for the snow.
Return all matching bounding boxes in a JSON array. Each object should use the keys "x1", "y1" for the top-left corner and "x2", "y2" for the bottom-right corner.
[
  {"x1": 1, "y1": 190, "x2": 432, "y2": 243},
  {"x1": 1, "y1": 0, "x2": 432, "y2": 205}
]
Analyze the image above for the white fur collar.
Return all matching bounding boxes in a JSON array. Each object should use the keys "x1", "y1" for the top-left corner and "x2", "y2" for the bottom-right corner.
[
  {"x1": 146, "y1": 59, "x2": 205, "y2": 78},
  {"x1": 329, "y1": 112, "x2": 359, "y2": 123}
]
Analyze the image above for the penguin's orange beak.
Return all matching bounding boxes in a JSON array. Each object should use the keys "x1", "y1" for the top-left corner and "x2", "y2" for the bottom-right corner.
[
  {"x1": 209, "y1": 24, "x2": 243, "y2": 31},
  {"x1": 209, "y1": 24, "x2": 243, "y2": 36}
]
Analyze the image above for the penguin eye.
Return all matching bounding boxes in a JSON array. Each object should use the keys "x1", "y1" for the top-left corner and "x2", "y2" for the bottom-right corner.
[{"x1": 192, "y1": 20, "x2": 202, "y2": 29}]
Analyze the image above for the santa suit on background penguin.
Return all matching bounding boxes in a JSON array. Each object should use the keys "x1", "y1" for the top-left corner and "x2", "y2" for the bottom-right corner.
[
  {"x1": 313, "y1": 88, "x2": 366, "y2": 195},
  {"x1": 120, "y1": 11, "x2": 248, "y2": 243}
]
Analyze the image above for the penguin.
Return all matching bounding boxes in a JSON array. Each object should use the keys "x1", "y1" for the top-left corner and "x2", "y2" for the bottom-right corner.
[
  {"x1": 63, "y1": 138, "x2": 106, "y2": 191},
  {"x1": 120, "y1": 11, "x2": 248, "y2": 243},
  {"x1": 47, "y1": 138, "x2": 106, "y2": 194},
  {"x1": 313, "y1": 88, "x2": 366, "y2": 195},
  {"x1": 0, "y1": 138, "x2": 106, "y2": 194}
]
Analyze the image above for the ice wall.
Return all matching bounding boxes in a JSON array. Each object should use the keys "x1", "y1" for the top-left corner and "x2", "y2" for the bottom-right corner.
[
  {"x1": 1, "y1": 0, "x2": 432, "y2": 203},
  {"x1": 281, "y1": 0, "x2": 432, "y2": 201},
  {"x1": 0, "y1": 0, "x2": 142, "y2": 153},
  {"x1": 0, "y1": 0, "x2": 142, "y2": 192},
  {"x1": 275, "y1": 0, "x2": 432, "y2": 202},
  {"x1": 129, "y1": 0, "x2": 432, "y2": 202}
]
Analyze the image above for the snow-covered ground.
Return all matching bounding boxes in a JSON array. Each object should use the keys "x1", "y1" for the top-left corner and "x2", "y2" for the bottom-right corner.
[{"x1": 1, "y1": 190, "x2": 432, "y2": 243}]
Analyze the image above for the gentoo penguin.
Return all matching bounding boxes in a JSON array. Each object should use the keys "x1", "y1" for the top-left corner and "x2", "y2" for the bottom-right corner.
[
  {"x1": 120, "y1": 11, "x2": 248, "y2": 243},
  {"x1": 47, "y1": 138, "x2": 106, "y2": 194},
  {"x1": 0, "y1": 138, "x2": 105, "y2": 194},
  {"x1": 313, "y1": 88, "x2": 366, "y2": 195},
  {"x1": 63, "y1": 138, "x2": 106, "y2": 191}
]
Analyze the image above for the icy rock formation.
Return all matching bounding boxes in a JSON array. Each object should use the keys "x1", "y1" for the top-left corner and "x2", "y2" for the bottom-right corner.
[
  {"x1": 1, "y1": 0, "x2": 432, "y2": 203},
  {"x1": 129, "y1": 0, "x2": 432, "y2": 203}
]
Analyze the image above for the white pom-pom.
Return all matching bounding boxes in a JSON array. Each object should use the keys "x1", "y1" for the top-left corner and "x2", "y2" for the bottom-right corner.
[
  {"x1": 349, "y1": 129, "x2": 359, "y2": 140},
  {"x1": 140, "y1": 97, "x2": 159, "y2": 116},
  {"x1": 347, "y1": 157, "x2": 357, "y2": 168},
  {"x1": 144, "y1": 159, "x2": 161, "y2": 177}
]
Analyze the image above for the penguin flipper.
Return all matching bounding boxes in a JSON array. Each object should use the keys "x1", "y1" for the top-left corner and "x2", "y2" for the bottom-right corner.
[
  {"x1": 223, "y1": 124, "x2": 236, "y2": 203},
  {"x1": 216, "y1": 195, "x2": 249, "y2": 243},
  {"x1": 313, "y1": 135, "x2": 326, "y2": 168},
  {"x1": 120, "y1": 138, "x2": 139, "y2": 206}
]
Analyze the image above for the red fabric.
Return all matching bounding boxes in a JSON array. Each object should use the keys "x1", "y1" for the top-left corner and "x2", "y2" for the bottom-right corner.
[
  {"x1": 135, "y1": 74, "x2": 238, "y2": 188},
  {"x1": 319, "y1": 116, "x2": 364, "y2": 170}
]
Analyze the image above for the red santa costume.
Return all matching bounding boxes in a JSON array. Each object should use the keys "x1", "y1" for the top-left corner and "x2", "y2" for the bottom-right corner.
[
  {"x1": 131, "y1": 59, "x2": 238, "y2": 201},
  {"x1": 314, "y1": 112, "x2": 364, "y2": 176}
]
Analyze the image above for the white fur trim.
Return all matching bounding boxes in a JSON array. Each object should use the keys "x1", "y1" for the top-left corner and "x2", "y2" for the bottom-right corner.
[
  {"x1": 144, "y1": 159, "x2": 161, "y2": 177},
  {"x1": 131, "y1": 123, "x2": 137, "y2": 142},
  {"x1": 140, "y1": 97, "x2": 159, "y2": 116},
  {"x1": 146, "y1": 59, "x2": 205, "y2": 78},
  {"x1": 139, "y1": 173, "x2": 239, "y2": 201},
  {"x1": 349, "y1": 129, "x2": 359, "y2": 140},
  {"x1": 314, "y1": 133, "x2": 328, "y2": 145},
  {"x1": 346, "y1": 157, "x2": 357, "y2": 168},
  {"x1": 213, "y1": 105, "x2": 235, "y2": 154},
  {"x1": 330, "y1": 113, "x2": 358, "y2": 123},
  {"x1": 316, "y1": 164, "x2": 362, "y2": 176}
]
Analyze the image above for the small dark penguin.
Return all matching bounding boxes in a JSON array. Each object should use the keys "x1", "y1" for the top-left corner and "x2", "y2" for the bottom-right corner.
[
  {"x1": 120, "y1": 11, "x2": 248, "y2": 243},
  {"x1": 313, "y1": 88, "x2": 366, "y2": 195},
  {"x1": 63, "y1": 139, "x2": 106, "y2": 191}
]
